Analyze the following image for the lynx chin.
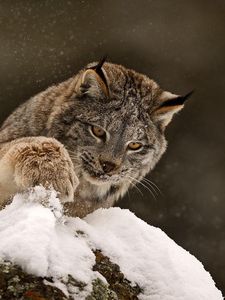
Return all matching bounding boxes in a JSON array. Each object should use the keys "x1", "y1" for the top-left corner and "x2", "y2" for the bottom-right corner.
[{"x1": 0, "y1": 59, "x2": 192, "y2": 217}]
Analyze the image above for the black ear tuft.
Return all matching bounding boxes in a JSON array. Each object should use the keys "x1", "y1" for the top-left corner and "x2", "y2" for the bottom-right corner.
[
  {"x1": 159, "y1": 90, "x2": 194, "y2": 108},
  {"x1": 94, "y1": 55, "x2": 108, "y2": 71},
  {"x1": 89, "y1": 56, "x2": 108, "y2": 86}
]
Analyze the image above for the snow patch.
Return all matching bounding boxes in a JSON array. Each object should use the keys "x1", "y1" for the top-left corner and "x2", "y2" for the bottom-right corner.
[{"x1": 0, "y1": 187, "x2": 223, "y2": 300}]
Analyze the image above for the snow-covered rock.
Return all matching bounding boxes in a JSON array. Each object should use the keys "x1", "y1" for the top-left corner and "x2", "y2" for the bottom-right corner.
[{"x1": 0, "y1": 187, "x2": 223, "y2": 299}]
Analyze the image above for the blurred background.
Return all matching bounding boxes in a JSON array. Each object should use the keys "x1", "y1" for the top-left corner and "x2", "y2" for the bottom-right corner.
[{"x1": 0, "y1": 0, "x2": 224, "y2": 294}]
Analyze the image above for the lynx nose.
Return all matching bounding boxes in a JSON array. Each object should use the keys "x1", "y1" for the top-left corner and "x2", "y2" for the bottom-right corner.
[{"x1": 100, "y1": 159, "x2": 116, "y2": 174}]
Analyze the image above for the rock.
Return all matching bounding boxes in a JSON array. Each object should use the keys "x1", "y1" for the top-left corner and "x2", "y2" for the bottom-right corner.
[
  {"x1": 0, "y1": 261, "x2": 68, "y2": 300},
  {"x1": 0, "y1": 251, "x2": 141, "y2": 300}
]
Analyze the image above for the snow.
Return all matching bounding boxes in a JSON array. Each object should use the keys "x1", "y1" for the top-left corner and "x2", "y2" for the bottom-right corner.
[{"x1": 0, "y1": 186, "x2": 223, "y2": 300}]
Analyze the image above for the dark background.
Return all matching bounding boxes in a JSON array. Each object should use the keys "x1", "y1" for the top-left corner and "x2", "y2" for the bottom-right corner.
[{"x1": 0, "y1": 0, "x2": 224, "y2": 294}]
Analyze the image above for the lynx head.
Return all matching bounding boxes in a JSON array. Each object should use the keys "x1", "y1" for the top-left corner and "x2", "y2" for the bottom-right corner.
[{"x1": 50, "y1": 59, "x2": 191, "y2": 189}]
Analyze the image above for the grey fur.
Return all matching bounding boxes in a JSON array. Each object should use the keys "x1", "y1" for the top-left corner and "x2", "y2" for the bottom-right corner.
[{"x1": 0, "y1": 62, "x2": 187, "y2": 217}]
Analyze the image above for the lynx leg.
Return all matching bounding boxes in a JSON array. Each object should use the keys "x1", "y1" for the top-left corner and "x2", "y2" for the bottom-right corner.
[{"x1": 0, "y1": 137, "x2": 79, "y2": 208}]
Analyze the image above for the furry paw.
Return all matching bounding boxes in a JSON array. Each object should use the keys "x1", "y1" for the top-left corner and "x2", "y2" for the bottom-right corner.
[{"x1": 2, "y1": 138, "x2": 79, "y2": 203}]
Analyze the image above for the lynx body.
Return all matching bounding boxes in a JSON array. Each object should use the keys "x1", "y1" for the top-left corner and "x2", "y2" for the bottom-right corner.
[{"x1": 0, "y1": 61, "x2": 190, "y2": 217}]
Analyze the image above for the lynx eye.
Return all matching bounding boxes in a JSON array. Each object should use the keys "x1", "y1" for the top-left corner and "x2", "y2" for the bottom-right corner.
[
  {"x1": 128, "y1": 142, "x2": 143, "y2": 151},
  {"x1": 91, "y1": 125, "x2": 106, "y2": 138}
]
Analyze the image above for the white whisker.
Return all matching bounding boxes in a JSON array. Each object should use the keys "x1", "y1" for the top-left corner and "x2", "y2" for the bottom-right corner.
[
  {"x1": 127, "y1": 175, "x2": 157, "y2": 201},
  {"x1": 142, "y1": 177, "x2": 162, "y2": 195},
  {"x1": 126, "y1": 178, "x2": 144, "y2": 197},
  {"x1": 141, "y1": 178, "x2": 158, "y2": 195}
]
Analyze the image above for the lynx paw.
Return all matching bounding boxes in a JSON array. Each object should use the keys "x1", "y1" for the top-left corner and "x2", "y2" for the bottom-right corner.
[{"x1": 4, "y1": 138, "x2": 79, "y2": 203}]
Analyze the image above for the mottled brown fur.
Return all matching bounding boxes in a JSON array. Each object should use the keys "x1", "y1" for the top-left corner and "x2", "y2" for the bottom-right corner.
[{"x1": 0, "y1": 61, "x2": 189, "y2": 217}]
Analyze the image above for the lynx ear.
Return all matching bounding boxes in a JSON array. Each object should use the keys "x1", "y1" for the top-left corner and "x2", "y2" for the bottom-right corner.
[
  {"x1": 76, "y1": 58, "x2": 109, "y2": 99},
  {"x1": 153, "y1": 91, "x2": 193, "y2": 129}
]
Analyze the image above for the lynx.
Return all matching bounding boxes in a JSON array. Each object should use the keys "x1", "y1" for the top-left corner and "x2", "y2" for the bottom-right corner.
[{"x1": 0, "y1": 59, "x2": 191, "y2": 217}]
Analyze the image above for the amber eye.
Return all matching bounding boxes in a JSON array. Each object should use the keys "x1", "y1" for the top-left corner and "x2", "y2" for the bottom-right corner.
[
  {"x1": 91, "y1": 125, "x2": 106, "y2": 138},
  {"x1": 128, "y1": 142, "x2": 143, "y2": 151}
]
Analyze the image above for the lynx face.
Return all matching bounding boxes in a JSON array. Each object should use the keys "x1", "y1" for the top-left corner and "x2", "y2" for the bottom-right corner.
[
  {"x1": 47, "y1": 60, "x2": 191, "y2": 190},
  {"x1": 61, "y1": 101, "x2": 163, "y2": 187}
]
